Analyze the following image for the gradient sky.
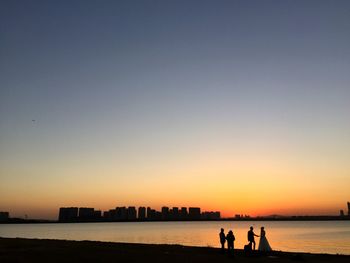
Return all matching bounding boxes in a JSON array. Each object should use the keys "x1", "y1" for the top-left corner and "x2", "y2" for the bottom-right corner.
[{"x1": 1, "y1": 0, "x2": 350, "y2": 219}]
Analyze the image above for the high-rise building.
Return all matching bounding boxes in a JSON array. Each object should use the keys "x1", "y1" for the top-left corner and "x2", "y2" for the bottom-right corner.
[
  {"x1": 138, "y1": 207, "x2": 146, "y2": 220},
  {"x1": 179, "y1": 207, "x2": 188, "y2": 220},
  {"x1": 347, "y1": 202, "x2": 350, "y2": 216},
  {"x1": 107, "y1": 209, "x2": 117, "y2": 220},
  {"x1": 147, "y1": 207, "x2": 152, "y2": 219},
  {"x1": 147, "y1": 207, "x2": 157, "y2": 220},
  {"x1": 155, "y1": 211, "x2": 162, "y2": 220},
  {"x1": 0, "y1": 212, "x2": 9, "y2": 222},
  {"x1": 58, "y1": 207, "x2": 78, "y2": 222},
  {"x1": 103, "y1": 210, "x2": 111, "y2": 219},
  {"x1": 116, "y1": 207, "x2": 127, "y2": 220},
  {"x1": 79, "y1": 207, "x2": 95, "y2": 220},
  {"x1": 94, "y1": 210, "x2": 102, "y2": 219},
  {"x1": 161, "y1": 207, "x2": 169, "y2": 220},
  {"x1": 188, "y1": 207, "x2": 201, "y2": 220},
  {"x1": 127, "y1": 207, "x2": 137, "y2": 220},
  {"x1": 172, "y1": 207, "x2": 179, "y2": 220}
]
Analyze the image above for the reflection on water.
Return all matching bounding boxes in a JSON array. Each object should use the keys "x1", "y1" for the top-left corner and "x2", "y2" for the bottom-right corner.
[{"x1": 1, "y1": 221, "x2": 349, "y2": 255}]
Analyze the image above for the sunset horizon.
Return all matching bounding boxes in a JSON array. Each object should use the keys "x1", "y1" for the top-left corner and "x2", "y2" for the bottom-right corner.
[
  {"x1": 3, "y1": 196, "x2": 349, "y2": 220},
  {"x1": 1, "y1": 0, "x2": 349, "y2": 222},
  {"x1": 1, "y1": 1, "x2": 350, "y2": 260}
]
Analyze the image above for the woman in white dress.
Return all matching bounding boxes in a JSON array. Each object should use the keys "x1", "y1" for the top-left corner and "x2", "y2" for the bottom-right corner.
[{"x1": 258, "y1": 227, "x2": 272, "y2": 252}]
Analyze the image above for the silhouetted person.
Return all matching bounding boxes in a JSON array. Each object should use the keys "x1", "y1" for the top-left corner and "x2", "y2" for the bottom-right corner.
[
  {"x1": 258, "y1": 227, "x2": 272, "y2": 252},
  {"x1": 226, "y1": 230, "x2": 235, "y2": 256},
  {"x1": 219, "y1": 228, "x2": 226, "y2": 253},
  {"x1": 247, "y1": 226, "x2": 259, "y2": 250}
]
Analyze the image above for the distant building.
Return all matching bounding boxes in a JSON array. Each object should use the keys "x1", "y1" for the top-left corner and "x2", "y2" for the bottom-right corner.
[
  {"x1": 79, "y1": 207, "x2": 95, "y2": 220},
  {"x1": 179, "y1": 207, "x2": 188, "y2": 220},
  {"x1": 161, "y1": 207, "x2": 169, "y2": 220},
  {"x1": 155, "y1": 211, "x2": 162, "y2": 220},
  {"x1": 0, "y1": 212, "x2": 9, "y2": 222},
  {"x1": 60, "y1": 205, "x2": 221, "y2": 222},
  {"x1": 116, "y1": 207, "x2": 127, "y2": 220},
  {"x1": 138, "y1": 207, "x2": 146, "y2": 220},
  {"x1": 188, "y1": 207, "x2": 201, "y2": 220},
  {"x1": 94, "y1": 210, "x2": 102, "y2": 219},
  {"x1": 58, "y1": 207, "x2": 78, "y2": 222},
  {"x1": 146, "y1": 207, "x2": 152, "y2": 219},
  {"x1": 127, "y1": 207, "x2": 137, "y2": 220},
  {"x1": 107, "y1": 209, "x2": 117, "y2": 220},
  {"x1": 172, "y1": 207, "x2": 179, "y2": 220},
  {"x1": 348, "y1": 202, "x2": 350, "y2": 216},
  {"x1": 147, "y1": 207, "x2": 156, "y2": 220},
  {"x1": 103, "y1": 210, "x2": 111, "y2": 219},
  {"x1": 201, "y1": 211, "x2": 220, "y2": 220},
  {"x1": 340, "y1": 210, "x2": 345, "y2": 217}
]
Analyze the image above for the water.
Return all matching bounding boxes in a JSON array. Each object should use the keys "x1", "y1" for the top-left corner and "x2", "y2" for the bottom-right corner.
[{"x1": 1, "y1": 221, "x2": 349, "y2": 255}]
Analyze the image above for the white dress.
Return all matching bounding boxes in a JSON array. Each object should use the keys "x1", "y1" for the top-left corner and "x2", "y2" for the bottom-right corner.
[{"x1": 258, "y1": 230, "x2": 272, "y2": 252}]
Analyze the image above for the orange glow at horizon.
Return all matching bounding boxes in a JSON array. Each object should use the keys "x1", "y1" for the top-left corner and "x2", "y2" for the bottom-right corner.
[{"x1": 1, "y1": 131, "x2": 349, "y2": 220}]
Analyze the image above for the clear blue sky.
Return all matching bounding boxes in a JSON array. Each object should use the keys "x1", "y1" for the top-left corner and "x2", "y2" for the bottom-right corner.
[{"x1": 1, "y1": 0, "x2": 350, "y2": 219}]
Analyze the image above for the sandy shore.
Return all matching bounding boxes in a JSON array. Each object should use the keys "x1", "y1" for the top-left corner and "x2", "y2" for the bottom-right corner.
[{"x1": 0, "y1": 237, "x2": 349, "y2": 263}]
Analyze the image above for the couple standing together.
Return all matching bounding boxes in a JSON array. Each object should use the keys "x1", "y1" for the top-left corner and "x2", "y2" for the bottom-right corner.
[
  {"x1": 219, "y1": 226, "x2": 272, "y2": 254},
  {"x1": 248, "y1": 226, "x2": 272, "y2": 252},
  {"x1": 219, "y1": 228, "x2": 235, "y2": 255}
]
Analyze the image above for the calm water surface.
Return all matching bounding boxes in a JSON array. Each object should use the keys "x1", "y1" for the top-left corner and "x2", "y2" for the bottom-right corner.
[{"x1": 1, "y1": 221, "x2": 349, "y2": 255}]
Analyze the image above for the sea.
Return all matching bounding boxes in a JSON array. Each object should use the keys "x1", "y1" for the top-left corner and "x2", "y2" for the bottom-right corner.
[{"x1": 1, "y1": 220, "x2": 349, "y2": 255}]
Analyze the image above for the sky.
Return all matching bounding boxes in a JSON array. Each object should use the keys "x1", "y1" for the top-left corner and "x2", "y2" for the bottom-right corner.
[{"x1": 1, "y1": 0, "x2": 350, "y2": 219}]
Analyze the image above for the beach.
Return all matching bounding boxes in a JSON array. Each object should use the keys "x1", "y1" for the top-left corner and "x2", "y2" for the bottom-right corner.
[{"x1": 0, "y1": 237, "x2": 349, "y2": 263}]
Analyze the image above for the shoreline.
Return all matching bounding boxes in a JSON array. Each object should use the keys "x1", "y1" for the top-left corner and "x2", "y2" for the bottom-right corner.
[
  {"x1": 1, "y1": 217, "x2": 350, "y2": 224},
  {"x1": 1, "y1": 237, "x2": 349, "y2": 263}
]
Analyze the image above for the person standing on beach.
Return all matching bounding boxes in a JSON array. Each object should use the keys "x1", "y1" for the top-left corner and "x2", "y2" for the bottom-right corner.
[
  {"x1": 219, "y1": 228, "x2": 226, "y2": 252},
  {"x1": 247, "y1": 226, "x2": 259, "y2": 250},
  {"x1": 258, "y1": 227, "x2": 272, "y2": 252},
  {"x1": 226, "y1": 230, "x2": 235, "y2": 256}
]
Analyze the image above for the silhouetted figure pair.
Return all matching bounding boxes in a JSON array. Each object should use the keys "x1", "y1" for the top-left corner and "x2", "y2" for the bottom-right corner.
[{"x1": 219, "y1": 228, "x2": 235, "y2": 256}]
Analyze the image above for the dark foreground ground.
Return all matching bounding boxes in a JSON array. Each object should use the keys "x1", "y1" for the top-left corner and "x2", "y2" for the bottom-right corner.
[{"x1": 0, "y1": 237, "x2": 349, "y2": 263}]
